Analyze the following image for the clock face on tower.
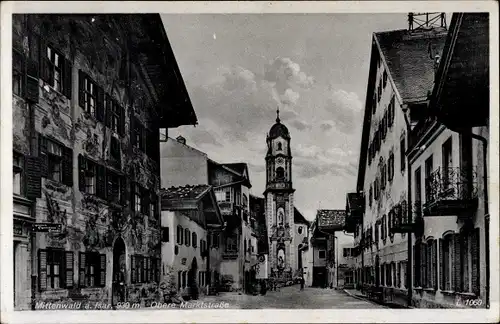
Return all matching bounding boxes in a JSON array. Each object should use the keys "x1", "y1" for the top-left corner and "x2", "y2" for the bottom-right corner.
[{"x1": 276, "y1": 157, "x2": 285, "y2": 165}]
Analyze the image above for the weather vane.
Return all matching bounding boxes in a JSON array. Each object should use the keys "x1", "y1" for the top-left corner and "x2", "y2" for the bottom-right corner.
[{"x1": 276, "y1": 106, "x2": 280, "y2": 123}]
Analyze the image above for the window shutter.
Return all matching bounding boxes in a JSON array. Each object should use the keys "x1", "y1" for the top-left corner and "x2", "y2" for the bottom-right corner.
[
  {"x1": 105, "y1": 95, "x2": 112, "y2": 128},
  {"x1": 78, "y1": 70, "x2": 85, "y2": 108},
  {"x1": 79, "y1": 252, "x2": 86, "y2": 287},
  {"x1": 130, "y1": 116, "x2": 136, "y2": 146},
  {"x1": 96, "y1": 86, "x2": 105, "y2": 122},
  {"x1": 62, "y1": 146, "x2": 73, "y2": 186},
  {"x1": 62, "y1": 58, "x2": 72, "y2": 99},
  {"x1": 96, "y1": 164, "x2": 107, "y2": 199},
  {"x1": 78, "y1": 155, "x2": 86, "y2": 192},
  {"x1": 118, "y1": 105, "x2": 125, "y2": 136},
  {"x1": 120, "y1": 176, "x2": 127, "y2": 206},
  {"x1": 131, "y1": 255, "x2": 136, "y2": 283},
  {"x1": 25, "y1": 155, "x2": 42, "y2": 200},
  {"x1": 99, "y1": 254, "x2": 106, "y2": 287},
  {"x1": 38, "y1": 36, "x2": 49, "y2": 84},
  {"x1": 432, "y1": 240, "x2": 437, "y2": 290},
  {"x1": 439, "y1": 238, "x2": 444, "y2": 291},
  {"x1": 470, "y1": 228, "x2": 480, "y2": 295},
  {"x1": 65, "y1": 251, "x2": 74, "y2": 289},
  {"x1": 453, "y1": 234, "x2": 461, "y2": 292},
  {"x1": 38, "y1": 134, "x2": 49, "y2": 177},
  {"x1": 462, "y1": 233, "x2": 469, "y2": 292},
  {"x1": 38, "y1": 250, "x2": 47, "y2": 291}
]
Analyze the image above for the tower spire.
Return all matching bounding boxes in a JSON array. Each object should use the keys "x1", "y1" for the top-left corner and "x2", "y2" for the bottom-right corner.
[{"x1": 276, "y1": 107, "x2": 280, "y2": 123}]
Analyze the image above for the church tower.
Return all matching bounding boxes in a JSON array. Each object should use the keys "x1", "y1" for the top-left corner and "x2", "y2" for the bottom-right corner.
[{"x1": 264, "y1": 108, "x2": 296, "y2": 280}]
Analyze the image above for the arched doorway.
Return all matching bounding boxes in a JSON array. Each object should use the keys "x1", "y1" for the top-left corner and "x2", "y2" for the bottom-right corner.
[
  {"x1": 112, "y1": 237, "x2": 126, "y2": 305},
  {"x1": 375, "y1": 255, "x2": 380, "y2": 287},
  {"x1": 187, "y1": 258, "x2": 198, "y2": 300}
]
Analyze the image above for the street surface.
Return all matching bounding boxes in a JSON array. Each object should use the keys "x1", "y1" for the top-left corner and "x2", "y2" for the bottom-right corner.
[{"x1": 201, "y1": 285, "x2": 386, "y2": 309}]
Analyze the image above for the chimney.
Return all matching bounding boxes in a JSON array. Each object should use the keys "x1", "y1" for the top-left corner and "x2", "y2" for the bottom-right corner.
[{"x1": 176, "y1": 135, "x2": 186, "y2": 145}]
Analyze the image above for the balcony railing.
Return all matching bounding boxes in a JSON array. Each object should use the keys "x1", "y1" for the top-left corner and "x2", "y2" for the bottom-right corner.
[
  {"x1": 390, "y1": 200, "x2": 424, "y2": 234},
  {"x1": 423, "y1": 167, "x2": 478, "y2": 217}
]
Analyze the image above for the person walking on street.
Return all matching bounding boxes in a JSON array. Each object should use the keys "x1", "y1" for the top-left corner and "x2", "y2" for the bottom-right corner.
[{"x1": 300, "y1": 276, "x2": 305, "y2": 291}]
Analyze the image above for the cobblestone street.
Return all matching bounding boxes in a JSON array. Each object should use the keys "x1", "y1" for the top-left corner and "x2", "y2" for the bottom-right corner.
[{"x1": 200, "y1": 285, "x2": 386, "y2": 309}]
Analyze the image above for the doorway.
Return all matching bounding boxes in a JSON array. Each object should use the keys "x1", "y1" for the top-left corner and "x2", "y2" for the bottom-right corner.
[
  {"x1": 112, "y1": 237, "x2": 126, "y2": 305},
  {"x1": 375, "y1": 255, "x2": 380, "y2": 287},
  {"x1": 188, "y1": 257, "x2": 198, "y2": 300}
]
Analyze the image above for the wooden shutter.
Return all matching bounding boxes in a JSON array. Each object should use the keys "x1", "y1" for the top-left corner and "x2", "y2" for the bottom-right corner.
[
  {"x1": 105, "y1": 95, "x2": 112, "y2": 127},
  {"x1": 25, "y1": 155, "x2": 42, "y2": 200},
  {"x1": 130, "y1": 116, "x2": 136, "y2": 146},
  {"x1": 39, "y1": 36, "x2": 49, "y2": 84},
  {"x1": 38, "y1": 250, "x2": 47, "y2": 291},
  {"x1": 118, "y1": 105, "x2": 125, "y2": 136},
  {"x1": 99, "y1": 254, "x2": 106, "y2": 287},
  {"x1": 96, "y1": 164, "x2": 106, "y2": 199},
  {"x1": 65, "y1": 251, "x2": 74, "y2": 289},
  {"x1": 79, "y1": 252, "x2": 86, "y2": 287},
  {"x1": 471, "y1": 228, "x2": 480, "y2": 295},
  {"x1": 439, "y1": 238, "x2": 444, "y2": 290},
  {"x1": 62, "y1": 57, "x2": 72, "y2": 99},
  {"x1": 432, "y1": 240, "x2": 437, "y2": 290},
  {"x1": 453, "y1": 234, "x2": 461, "y2": 292},
  {"x1": 131, "y1": 255, "x2": 136, "y2": 283},
  {"x1": 38, "y1": 134, "x2": 49, "y2": 177},
  {"x1": 61, "y1": 146, "x2": 73, "y2": 186},
  {"x1": 96, "y1": 86, "x2": 105, "y2": 122},
  {"x1": 78, "y1": 70, "x2": 85, "y2": 109},
  {"x1": 78, "y1": 155, "x2": 86, "y2": 192},
  {"x1": 25, "y1": 54, "x2": 40, "y2": 103}
]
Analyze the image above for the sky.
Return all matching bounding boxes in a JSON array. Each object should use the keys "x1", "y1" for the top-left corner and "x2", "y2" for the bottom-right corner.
[{"x1": 160, "y1": 13, "x2": 420, "y2": 222}]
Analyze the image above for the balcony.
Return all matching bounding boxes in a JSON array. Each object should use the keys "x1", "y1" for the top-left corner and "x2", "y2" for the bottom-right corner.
[
  {"x1": 423, "y1": 167, "x2": 478, "y2": 218},
  {"x1": 218, "y1": 201, "x2": 233, "y2": 214},
  {"x1": 222, "y1": 251, "x2": 239, "y2": 260},
  {"x1": 390, "y1": 201, "x2": 424, "y2": 235}
]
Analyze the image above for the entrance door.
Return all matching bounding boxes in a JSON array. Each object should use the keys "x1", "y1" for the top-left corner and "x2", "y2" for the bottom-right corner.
[
  {"x1": 188, "y1": 258, "x2": 198, "y2": 300},
  {"x1": 375, "y1": 255, "x2": 380, "y2": 287},
  {"x1": 112, "y1": 237, "x2": 126, "y2": 306}
]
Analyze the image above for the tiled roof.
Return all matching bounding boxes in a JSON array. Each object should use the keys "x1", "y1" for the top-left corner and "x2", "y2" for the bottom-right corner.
[
  {"x1": 294, "y1": 207, "x2": 309, "y2": 225},
  {"x1": 160, "y1": 184, "x2": 211, "y2": 201},
  {"x1": 375, "y1": 28, "x2": 448, "y2": 102},
  {"x1": 317, "y1": 209, "x2": 346, "y2": 228},
  {"x1": 347, "y1": 193, "x2": 364, "y2": 211}
]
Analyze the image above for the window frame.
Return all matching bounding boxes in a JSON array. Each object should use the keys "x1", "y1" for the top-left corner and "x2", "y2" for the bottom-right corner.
[
  {"x1": 192, "y1": 232, "x2": 198, "y2": 248},
  {"x1": 184, "y1": 228, "x2": 191, "y2": 247},
  {"x1": 82, "y1": 74, "x2": 97, "y2": 117},
  {"x1": 177, "y1": 225, "x2": 184, "y2": 245},
  {"x1": 43, "y1": 249, "x2": 65, "y2": 290},
  {"x1": 47, "y1": 140, "x2": 63, "y2": 183},
  {"x1": 318, "y1": 250, "x2": 326, "y2": 259},
  {"x1": 13, "y1": 152, "x2": 25, "y2": 196},
  {"x1": 12, "y1": 48, "x2": 24, "y2": 97},
  {"x1": 46, "y1": 45, "x2": 63, "y2": 92}
]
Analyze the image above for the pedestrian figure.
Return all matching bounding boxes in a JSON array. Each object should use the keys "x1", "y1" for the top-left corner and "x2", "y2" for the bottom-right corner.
[
  {"x1": 300, "y1": 276, "x2": 305, "y2": 291},
  {"x1": 118, "y1": 266, "x2": 126, "y2": 302}
]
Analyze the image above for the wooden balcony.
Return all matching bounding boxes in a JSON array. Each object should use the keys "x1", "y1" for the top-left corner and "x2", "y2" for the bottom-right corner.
[{"x1": 423, "y1": 167, "x2": 478, "y2": 218}]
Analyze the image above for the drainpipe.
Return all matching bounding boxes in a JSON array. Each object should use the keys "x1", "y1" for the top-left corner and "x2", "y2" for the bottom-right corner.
[{"x1": 402, "y1": 105, "x2": 413, "y2": 308}]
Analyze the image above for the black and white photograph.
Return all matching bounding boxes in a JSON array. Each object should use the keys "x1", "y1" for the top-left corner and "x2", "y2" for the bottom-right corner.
[{"x1": 1, "y1": 1, "x2": 498, "y2": 323}]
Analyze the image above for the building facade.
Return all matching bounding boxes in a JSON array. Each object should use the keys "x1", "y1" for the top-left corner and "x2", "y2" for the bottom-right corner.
[
  {"x1": 160, "y1": 185, "x2": 224, "y2": 299},
  {"x1": 404, "y1": 13, "x2": 489, "y2": 308},
  {"x1": 12, "y1": 14, "x2": 197, "y2": 310},
  {"x1": 346, "y1": 14, "x2": 448, "y2": 307},
  {"x1": 160, "y1": 136, "x2": 258, "y2": 292},
  {"x1": 264, "y1": 110, "x2": 297, "y2": 281}
]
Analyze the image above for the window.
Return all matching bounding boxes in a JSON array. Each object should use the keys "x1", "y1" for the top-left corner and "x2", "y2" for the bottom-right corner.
[
  {"x1": 369, "y1": 186, "x2": 373, "y2": 207},
  {"x1": 388, "y1": 151, "x2": 395, "y2": 182},
  {"x1": 386, "y1": 263, "x2": 392, "y2": 286},
  {"x1": 106, "y1": 171, "x2": 121, "y2": 203},
  {"x1": 81, "y1": 74, "x2": 97, "y2": 116},
  {"x1": 413, "y1": 241, "x2": 422, "y2": 287},
  {"x1": 425, "y1": 155, "x2": 434, "y2": 203},
  {"x1": 442, "y1": 138, "x2": 453, "y2": 189},
  {"x1": 414, "y1": 167, "x2": 422, "y2": 204},
  {"x1": 159, "y1": 128, "x2": 168, "y2": 142},
  {"x1": 13, "y1": 152, "x2": 24, "y2": 196},
  {"x1": 192, "y1": 232, "x2": 198, "y2": 248},
  {"x1": 388, "y1": 96, "x2": 395, "y2": 127},
  {"x1": 277, "y1": 142, "x2": 282, "y2": 151},
  {"x1": 298, "y1": 226, "x2": 303, "y2": 234},
  {"x1": 248, "y1": 239, "x2": 252, "y2": 253},
  {"x1": 225, "y1": 191, "x2": 231, "y2": 202},
  {"x1": 78, "y1": 252, "x2": 106, "y2": 288},
  {"x1": 133, "y1": 184, "x2": 142, "y2": 214},
  {"x1": 381, "y1": 264, "x2": 385, "y2": 286},
  {"x1": 131, "y1": 255, "x2": 154, "y2": 284},
  {"x1": 13, "y1": 49, "x2": 24, "y2": 96},
  {"x1": 131, "y1": 117, "x2": 145, "y2": 151},
  {"x1": 45, "y1": 140, "x2": 63, "y2": 182},
  {"x1": 46, "y1": 46, "x2": 62, "y2": 92},
  {"x1": 200, "y1": 239, "x2": 207, "y2": 255},
  {"x1": 149, "y1": 193, "x2": 158, "y2": 220},
  {"x1": 210, "y1": 233, "x2": 220, "y2": 249},
  {"x1": 276, "y1": 167, "x2": 284, "y2": 179},
  {"x1": 162, "y1": 227, "x2": 169, "y2": 242},
  {"x1": 80, "y1": 158, "x2": 96, "y2": 195},
  {"x1": 110, "y1": 137, "x2": 121, "y2": 163},
  {"x1": 244, "y1": 239, "x2": 247, "y2": 254},
  {"x1": 383, "y1": 70, "x2": 388, "y2": 88},
  {"x1": 177, "y1": 226, "x2": 183, "y2": 245},
  {"x1": 106, "y1": 95, "x2": 121, "y2": 133},
  {"x1": 381, "y1": 215, "x2": 386, "y2": 239},
  {"x1": 39, "y1": 249, "x2": 74, "y2": 290},
  {"x1": 318, "y1": 250, "x2": 326, "y2": 259},
  {"x1": 185, "y1": 229, "x2": 191, "y2": 247},
  {"x1": 226, "y1": 235, "x2": 238, "y2": 252},
  {"x1": 381, "y1": 163, "x2": 387, "y2": 190},
  {"x1": 400, "y1": 137, "x2": 406, "y2": 172}
]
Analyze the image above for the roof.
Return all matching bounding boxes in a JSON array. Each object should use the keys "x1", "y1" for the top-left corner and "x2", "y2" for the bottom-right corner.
[
  {"x1": 294, "y1": 207, "x2": 309, "y2": 225},
  {"x1": 221, "y1": 163, "x2": 248, "y2": 176},
  {"x1": 375, "y1": 27, "x2": 448, "y2": 102},
  {"x1": 316, "y1": 209, "x2": 346, "y2": 229},
  {"x1": 356, "y1": 26, "x2": 448, "y2": 192},
  {"x1": 269, "y1": 122, "x2": 290, "y2": 140},
  {"x1": 160, "y1": 184, "x2": 211, "y2": 201}
]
